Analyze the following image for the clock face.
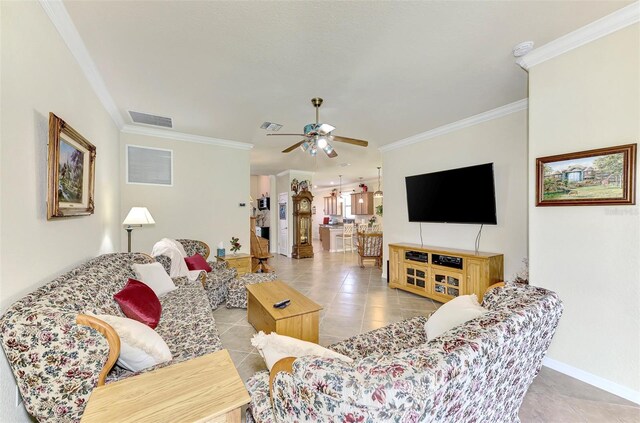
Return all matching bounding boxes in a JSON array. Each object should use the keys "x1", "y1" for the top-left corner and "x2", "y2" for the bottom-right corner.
[{"x1": 300, "y1": 199, "x2": 310, "y2": 212}]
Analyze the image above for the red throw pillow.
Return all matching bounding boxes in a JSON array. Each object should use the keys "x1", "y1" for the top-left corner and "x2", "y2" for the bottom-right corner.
[
  {"x1": 184, "y1": 253, "x2": 212, "y2": 273},
  {"x1": 114, "y1": 279, "x2": 162, "y2": 329}
]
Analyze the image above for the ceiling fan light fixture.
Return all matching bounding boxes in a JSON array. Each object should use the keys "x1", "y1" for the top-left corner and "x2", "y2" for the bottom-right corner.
[
  {"x1": 323, "y1": 143, "x2": 333, "y2": 154},
  {"x1": 310, "y1": 146, "x2": 318, "y2": 157},
  {"x1": 300, "y1": 141, "x2": 310, "y2": 152},
  {"x1": 317, "y1": 123, "x2": 335, "y2": 135},
  {"x1": 317, "y1": 136, "x2": 328, "y2": 149}
]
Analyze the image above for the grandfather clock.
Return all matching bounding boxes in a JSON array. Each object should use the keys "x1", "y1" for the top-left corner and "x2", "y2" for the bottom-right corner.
[{"x1": 292, "y1": 190, "x2": 314, "y2": 259}]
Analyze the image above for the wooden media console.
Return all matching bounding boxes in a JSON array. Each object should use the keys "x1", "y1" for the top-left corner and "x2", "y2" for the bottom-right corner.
[{"x1": 388, "y1": 243, "x2": 504, "y2": 303}]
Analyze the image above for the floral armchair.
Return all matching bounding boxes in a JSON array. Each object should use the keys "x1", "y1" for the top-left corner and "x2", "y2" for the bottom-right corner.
[
  {"x1": 153, "y1": 239, "x2": 236, "y2": 310},
  {"x1": 246, "y1": 283, "x2": 563, "y2": 422}
]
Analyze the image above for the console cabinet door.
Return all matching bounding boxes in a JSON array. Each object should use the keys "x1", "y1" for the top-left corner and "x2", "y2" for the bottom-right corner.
[
  {"x1": 466, "y1": 259, "x2": 483, "y2": 302},
  {"x1": 389, "y1": 247, "x2": 400, "y2": 285},
  {"x1": 431, "y1": 268, "x2": 464, "y2": 301},
  {"x1": 404, "y1": 263, "x2": 429, "y2": 294}
]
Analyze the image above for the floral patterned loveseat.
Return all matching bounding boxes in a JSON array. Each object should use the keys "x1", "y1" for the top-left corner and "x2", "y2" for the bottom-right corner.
[
  {"x1": 0, "y1": 253, "x2": 223, "y2": 422},
  {"x1": 154, "y1": 238, "x2": 237, "y2": 310},
  {"x1": 247, "y1": 283, "x2": 563, "y2": 422}
]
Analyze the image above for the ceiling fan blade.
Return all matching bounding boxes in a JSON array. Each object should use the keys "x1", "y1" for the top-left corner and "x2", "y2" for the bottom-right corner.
[
  {"x1": 331, "y1": 135, "x2": 369, "y2": 147},
  {"x1": 326, "y1": 149, "x2": 338, "y2": 158},
  {"x1": 282, "y1": 140, "x2": 305, "y2": 153},
  {"x1": 267, "y1": 133, "x2": 306, "y2": 137}
]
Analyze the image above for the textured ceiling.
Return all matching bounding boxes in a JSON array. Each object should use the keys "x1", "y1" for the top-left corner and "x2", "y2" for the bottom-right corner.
[{"x1": 63, "y1": 0, "x2": 630, "y2": 187}]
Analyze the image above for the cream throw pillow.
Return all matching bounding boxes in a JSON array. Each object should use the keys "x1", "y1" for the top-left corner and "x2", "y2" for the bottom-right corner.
[
  {"x1": 95, "y1": 314, "x2": 172, "y2": 372},
  {"x1": 132, "y1": 262, "x2": 177, "y2": 297},
  {"x1": 251, "y1": 331, "x2": 353, "y2": 371},
  {"x1": 425, "y1": 294, "x2": 487, "y2": 341}
]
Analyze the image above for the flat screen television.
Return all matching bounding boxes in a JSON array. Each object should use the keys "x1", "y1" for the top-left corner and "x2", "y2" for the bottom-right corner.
[{"x1": 405, "y1": 163, "x2": 497, "y2": 224}]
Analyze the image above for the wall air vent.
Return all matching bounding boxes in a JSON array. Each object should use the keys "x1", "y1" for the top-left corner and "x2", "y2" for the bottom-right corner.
[{"x1": 129, "y1": 111, "x2": 173, "y2": 128}]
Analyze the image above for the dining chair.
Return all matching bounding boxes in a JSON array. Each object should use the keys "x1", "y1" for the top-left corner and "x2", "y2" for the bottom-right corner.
[{"x1": 336, "y1": 223, "x2": 355, "y2": 253}]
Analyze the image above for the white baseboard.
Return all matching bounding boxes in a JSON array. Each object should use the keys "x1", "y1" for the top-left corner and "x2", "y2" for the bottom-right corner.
[{"x1": 542, "y1": 357, "x2": 640, "y2": 405}]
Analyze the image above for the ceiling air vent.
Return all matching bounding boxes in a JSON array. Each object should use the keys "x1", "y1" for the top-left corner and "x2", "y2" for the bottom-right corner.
[
  {"x1": 129, "y1": 111, "x2": 173, "y2": 128},
  {"x1": 260, "y1": 121, "x2": 283, "y2": 131}
]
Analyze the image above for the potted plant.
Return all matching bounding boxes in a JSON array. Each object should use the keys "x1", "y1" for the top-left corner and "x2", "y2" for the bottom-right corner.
[{"x1": 230, "y1": 237, "x2": 241, "y2": 255}]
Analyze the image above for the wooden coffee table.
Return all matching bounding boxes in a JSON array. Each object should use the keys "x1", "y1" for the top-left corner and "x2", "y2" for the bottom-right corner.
[{"x1": 246, "y1": 280, "x2": 322, "y2": 343}]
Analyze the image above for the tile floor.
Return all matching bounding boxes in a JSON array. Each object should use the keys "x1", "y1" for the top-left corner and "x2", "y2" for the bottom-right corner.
[{"x1": 213, "y1": 242, "x2": 639, "y2": 422}]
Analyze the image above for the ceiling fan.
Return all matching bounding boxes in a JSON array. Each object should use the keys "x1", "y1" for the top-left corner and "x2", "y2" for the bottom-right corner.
[{"x1": 267, "y1": 98, "x2": 369, "y2": 158}]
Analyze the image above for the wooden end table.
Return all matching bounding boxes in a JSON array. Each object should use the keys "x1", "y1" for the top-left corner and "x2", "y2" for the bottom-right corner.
[
  {"x1": 217, "y1": 253, "x2": 252, "y2": 276},
  {"x1": 81, "y1": 350, "x2": 249, "y2": 423},
  {"x1": 246, "y1": 280, "x2": 322, "y2": 343}
]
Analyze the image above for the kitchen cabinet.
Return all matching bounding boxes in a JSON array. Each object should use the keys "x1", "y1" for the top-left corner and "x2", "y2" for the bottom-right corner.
[
  {"x1": 323, "y1": 196, "x2": 341, "y2": 215},
  {"x1": 350, "y1": 192, "x2": 373, "y2": 215}
]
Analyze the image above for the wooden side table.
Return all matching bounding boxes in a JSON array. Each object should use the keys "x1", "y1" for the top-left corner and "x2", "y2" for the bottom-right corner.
[
  {"x1": 217, "y1": 253, "x2": 252, "y2": 276},
  {"x1": 247, "y1": 280, "x2": 322, "y2": 343},
  {"x1": 81, "y1": 350, "x2": 249, "y2": 423}
]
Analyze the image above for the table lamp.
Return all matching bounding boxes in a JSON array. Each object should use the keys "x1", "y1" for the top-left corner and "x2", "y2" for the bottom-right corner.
[{"x1": 123, "y1": 207, "x2": 155, "y2": 252}]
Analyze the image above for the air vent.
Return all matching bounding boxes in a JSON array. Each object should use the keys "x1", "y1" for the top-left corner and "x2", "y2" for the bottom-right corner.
[
  {"x1": 129, "y1": 111, "x2": 173, "y2": 128},
  {"x1": 260, "y1": 122, "x2": 283, "y2": 131}
]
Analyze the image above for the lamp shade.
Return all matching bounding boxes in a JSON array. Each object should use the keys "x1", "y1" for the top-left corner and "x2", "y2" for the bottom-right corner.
[{"x1": 123, "y1": 207, "x2": 155, "y2": 226}]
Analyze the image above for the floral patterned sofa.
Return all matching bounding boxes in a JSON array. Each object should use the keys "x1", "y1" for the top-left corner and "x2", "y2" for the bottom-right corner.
[
  {"x1": 154, "y1": 239, "x2": 237, "y2": 310},
  {"x1": 246, "y1": 282, "x2": 563, "y2": 422},
  {"x1": 0, "y1": 253, "x2": 223, "y2": 422}
]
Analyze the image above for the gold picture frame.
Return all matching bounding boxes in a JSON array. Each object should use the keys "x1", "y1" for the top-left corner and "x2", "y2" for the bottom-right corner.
[
  {"x1": 47, "y1": 113, "x2": 96, "y2": 219},
  {"x1": 536, "y1": 143, "x2": 636, "y2": 207}
]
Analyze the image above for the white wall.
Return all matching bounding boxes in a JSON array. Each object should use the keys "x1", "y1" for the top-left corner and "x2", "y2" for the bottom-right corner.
[
  {"x1": 0, "y1": 2, "x2": 121, "y2": 420},
  {"x1": 528, "y1": 24, "x2": 639, "y2": 397},
  {"x1": 120, "y1": 132, "x2": 250, "y2": 255},
  {"x1": 382, "y1": 110, "x2": 528, "y2": 279}
]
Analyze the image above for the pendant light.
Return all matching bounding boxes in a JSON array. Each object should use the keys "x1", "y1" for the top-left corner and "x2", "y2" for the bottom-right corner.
[
  {"x1": 373, "y1": 166, "x2": 383, "y2": 198},
  {"x1": 358, "y1": 177, "x2": 364, "y2": 203},
  {"x1": 338, "y1": 175, "x2": 343, "y2": 203}
]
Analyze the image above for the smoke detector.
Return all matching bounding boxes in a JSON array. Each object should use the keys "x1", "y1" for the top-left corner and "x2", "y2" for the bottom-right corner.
[
  {"x1": 512, "y1": 41, "x2": 534, "y2": 57},
  {"x1": 129, "y1": 111, "x2": 173, "y2": 128}
]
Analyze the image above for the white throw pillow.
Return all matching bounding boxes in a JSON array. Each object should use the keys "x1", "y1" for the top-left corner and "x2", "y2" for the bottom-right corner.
[
  {"x1": 132, "y1": 262, "x2": 177, "y2": 297},
  {"x1": 425, "y1": 294, "x2": 487, "y2": 341},
  {"x1": 95, "y1": 314, "x2": 172, "y2": 372},
  {"x1": 251, "y1": 331, "x2": 353, "y2": 371}
]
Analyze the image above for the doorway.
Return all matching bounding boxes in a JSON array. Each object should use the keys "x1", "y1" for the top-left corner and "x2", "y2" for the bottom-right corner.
[{"x1": 278, "y1": 192, "x2": 288, "y2": 256}]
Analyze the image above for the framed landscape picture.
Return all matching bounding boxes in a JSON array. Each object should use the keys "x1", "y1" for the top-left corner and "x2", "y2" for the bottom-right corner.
[
  {"x1": 536, "y1": 143, "x2": 636, "y2": 207},
  {"x1": 47, "y1": 113, "x2": 96, "y2": 219}
]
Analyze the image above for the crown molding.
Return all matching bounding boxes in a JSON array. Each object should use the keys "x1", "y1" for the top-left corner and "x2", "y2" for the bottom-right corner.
[
  {"x1": 517, "y1": 2, "x2": 639, "y2": 70},
  {"x1": 380, "y1": 99, "x2": 528, "y2": 153},
  {"x1": 276, "y1": 169, "x2": 315, "y2": 177},
  {"x1": 121, "y1": 125, "x2": 253, "y2": 150},
  {"x1": 39, "y1": 0, "x2": 124, "y2": 128}
]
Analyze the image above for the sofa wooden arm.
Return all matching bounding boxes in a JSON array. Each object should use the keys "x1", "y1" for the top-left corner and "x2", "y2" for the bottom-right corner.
[
  {"x1": 485, "y1": 282, "x2": 505, "y2": 294},
  {"x1": 269, "y1": 357, "x2": 296, "y2": 398},
  {"x1": 76, "y1": 314, "x2": 120, "y2": 386}
]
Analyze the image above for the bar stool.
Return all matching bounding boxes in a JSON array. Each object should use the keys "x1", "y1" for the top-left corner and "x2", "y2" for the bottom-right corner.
[{"x1": 336, "y1": 223, "x2": 354, "y2": 253}]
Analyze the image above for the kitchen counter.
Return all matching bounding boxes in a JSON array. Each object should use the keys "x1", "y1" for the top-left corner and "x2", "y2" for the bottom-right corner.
[{"x1": 319, "y1": 226, "x2": 354, "y2": 252}]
